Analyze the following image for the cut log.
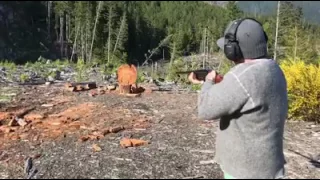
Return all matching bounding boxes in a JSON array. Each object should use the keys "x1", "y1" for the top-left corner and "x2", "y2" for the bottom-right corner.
[
  {"x1": 65, "y1": 82, "x2": 96, "y2": 88},
  {"x1": 65, "y1": 82, "x2": 97, "y2": 92}
]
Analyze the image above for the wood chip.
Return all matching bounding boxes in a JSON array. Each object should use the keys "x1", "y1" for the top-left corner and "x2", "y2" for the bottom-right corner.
[
  {"x1": 101, "y1": 128, "x2": 110, "y2": 135},
  {"x1": 79, "y1": 136, "x2": 89, "y2": 142},
  {"x1": 120, "y1": 138, "x2": 132, "y2": 148},
  {"x1": 48, "y1": 114, "x2": 62, "y2": 118},
  {"x1": 107, "y1": 85, "x2": 116, "y2": 90},
  {"x1": 47, "y1": 120, "x2": 63, "y2": 126},
  {"x1": 120, "y1": 138, "x2": 149, "y2": 148},
  {"x1": 66, "y1": 86, "x2": 75, "y2": 92},
  {"x1": 131, "y1": 139, "x2": 149, "y2": 147},
  {"x1": 41, "y1": 104, "x2": 54, "y2": 107},
  {"x1": 92, "y1": 144, "x2": 102, "y2": 152},
  {"x1": 69, "y1": 121, "x2": 82, "y2": 129},
  {"x1": 91, "y1": 131, "x2": 105, "y2": 139},
  {"x1": 109, "y1": 126, "x2": 124, "y2": 133},
  {"x1": 75, "y1": 85, "x2": 82, "y2": 91}
]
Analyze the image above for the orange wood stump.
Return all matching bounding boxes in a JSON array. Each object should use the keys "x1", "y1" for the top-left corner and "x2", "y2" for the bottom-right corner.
[{"x1": 117, "y1": 64, "x2": 138, "y2": 94}]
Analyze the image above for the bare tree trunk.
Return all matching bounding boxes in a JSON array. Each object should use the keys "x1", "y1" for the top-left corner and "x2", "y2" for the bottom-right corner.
[
  {"x1": 206, "y1": 28, "x2": 209, "y2": 65},
  {"x1": 66, "y1": 14, "x2": 69, "y2": 42},
  {"x1": 85, "y1": 4, "x2": 91, "y2": 62},
  {"x1": 65, "y1": 14, "x2": 69, "y2": 57},
  {"x1": 89, "y1": 1, "x2": 103, "y2": 63},
  {"x1": 68, "y1": 14, "x2": 71, "y2": 41},
  {"x1": 294, "y1": 25, "x2": 298, "y2": 61},
  {"x1": 47, "y1": 1, "x2": 51, "y2": 40},
  {"x1": 112, "y1": 12, "x2": 126, "y2": 62},
  {"x1": 107, "y1": 6, "x2": 113, "y2": 63},
  {"x1": 81, "y1": 26, "x2": 85, "y2": 61},
  {"x1": 273, "y1": 1, "x2": 281, "y2": 62},
  {"x1": 151, "y1": 61, "x2": 154, "y2": 77},
  {"x1": 55, "y1": 14, "x2": 59, "y2": 42},
  {"x1": 141, "y1": 35, "x2": 172, "y2": 66},
  {"x1": 162, "y1": 49, "x2": 164, "y2": 60},
  {"x1": 169, "y1": 41, "x2": 176, "y2": 69},
  {"x1": 60, "y1": 15, "x2": 64, "y2": 58},
  {"x1": 203, "y1": 28, "x2": 207, "y2": 69},
  {"x1": 85, "y1": 24, "x2": 88, "y2": 62},
  {"x1": 70, "y1": 22, "x2": 80, "y2": 62}
]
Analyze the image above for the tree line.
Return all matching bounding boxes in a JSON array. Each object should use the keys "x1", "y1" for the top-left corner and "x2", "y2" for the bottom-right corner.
[{"x1": 0, "y1": 1, "x2": 319, "y2": 65}]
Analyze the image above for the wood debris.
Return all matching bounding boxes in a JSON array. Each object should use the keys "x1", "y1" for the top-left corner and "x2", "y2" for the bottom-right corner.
[
  {"x1": 24, "y1": 114, "x2": 44, "y2": 122},
  {"x1": 125, "y1": 93, "x2": 141, "y2": 97},
  {"x1": 0, "y1": 112, "x2": 11, "y2": 121},
  {"x1": 120, "y1": 138, "x2": 149, "y2": 148},
  {"x1": 65, "y1": 82, "x2": 97, "y2": 92},
  {"x1": 109, "y1": 126, "x2": 125, "y2": 133},
  {"x1": 92, "y1": 144, "x2": 102, "y2": 152},
  {"x1": 107, "y1": 85, "x2": 116, "y2": 90},
  {"x1": 41, "y1": 104, "x2": 54, "y2": 107}
]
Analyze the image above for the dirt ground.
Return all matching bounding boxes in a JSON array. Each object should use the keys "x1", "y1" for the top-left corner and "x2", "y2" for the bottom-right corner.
[{"x1": 0, "y1": 83, "x2": 319, "y2": 179}]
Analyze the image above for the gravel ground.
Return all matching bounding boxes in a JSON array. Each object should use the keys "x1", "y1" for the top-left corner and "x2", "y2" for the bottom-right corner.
[{"x1": 0, "y1": 84, "x2": 319, "y2": 179}]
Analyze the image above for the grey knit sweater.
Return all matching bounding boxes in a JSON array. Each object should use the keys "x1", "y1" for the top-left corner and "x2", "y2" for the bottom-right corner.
[{"x1": 198, "y1": 59, "x2": 288, "y2": 179}]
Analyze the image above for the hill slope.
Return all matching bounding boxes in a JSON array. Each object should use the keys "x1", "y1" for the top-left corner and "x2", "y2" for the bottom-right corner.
[
  {"x1": 206, "y1": 1, "x2": 320, "y2": 24},
  {"x1": 237, "y1": 1, "x2": 320, "y2": 24}
]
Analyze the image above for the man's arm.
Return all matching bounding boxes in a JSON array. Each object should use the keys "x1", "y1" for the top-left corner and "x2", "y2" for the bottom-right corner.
[{"x1": 198, "y1": 72, "x2": 250, "y2": 120}]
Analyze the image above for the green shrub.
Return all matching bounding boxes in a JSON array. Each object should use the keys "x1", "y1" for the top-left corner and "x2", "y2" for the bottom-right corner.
[
  {"x1": 19, "y1": 74, "x2": 29, "y2": 83},
  {"x1": 0, "y1": 60, "x2": 17, "y2": 80}
]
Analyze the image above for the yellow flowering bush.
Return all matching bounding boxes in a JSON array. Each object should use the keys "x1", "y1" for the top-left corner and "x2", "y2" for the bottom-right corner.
[{"x1": 280, "y1": 58, "x2": 320, "y2": 122}]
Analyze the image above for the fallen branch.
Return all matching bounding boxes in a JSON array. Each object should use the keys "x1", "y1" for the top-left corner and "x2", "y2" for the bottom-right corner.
[{"x1": 88, "y1": 1, "x2": 103, "y2": 63}]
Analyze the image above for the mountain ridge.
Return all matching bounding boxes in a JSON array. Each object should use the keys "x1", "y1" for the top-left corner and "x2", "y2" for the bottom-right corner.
[{"x1": 205, "y1": 1, "x2": 320, "y2": 24}]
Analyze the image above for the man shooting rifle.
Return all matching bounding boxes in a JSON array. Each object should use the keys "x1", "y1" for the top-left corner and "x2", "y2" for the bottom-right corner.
[{"x1": 188, "y1": 18, "x2": 288, "y2": 179}]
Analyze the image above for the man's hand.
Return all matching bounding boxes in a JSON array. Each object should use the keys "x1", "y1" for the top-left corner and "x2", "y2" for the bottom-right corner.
[
  {"x1": 188, "y1": 72, "x2": 204, "y2": 84},
  {"x1": 205, "y1": 70, "x2": 217, "y2": 82}
]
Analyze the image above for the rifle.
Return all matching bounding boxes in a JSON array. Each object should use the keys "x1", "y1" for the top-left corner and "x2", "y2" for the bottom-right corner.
[{"x1": 176, "y1": 69, "x2": 223, "y2": 83}]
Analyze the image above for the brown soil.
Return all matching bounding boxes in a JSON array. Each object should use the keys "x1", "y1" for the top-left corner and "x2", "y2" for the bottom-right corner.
[{"x1": 0, "y1": 83, "x2": 319, "y2": 179}]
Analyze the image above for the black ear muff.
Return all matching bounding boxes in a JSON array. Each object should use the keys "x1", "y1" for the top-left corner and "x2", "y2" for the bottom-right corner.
[
  {"x1": 224, "y1": 19, "x2": 245, "y2": 62},
  {"x1": 223, "y1": 18, "x2": 268, "y2": 62}
]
